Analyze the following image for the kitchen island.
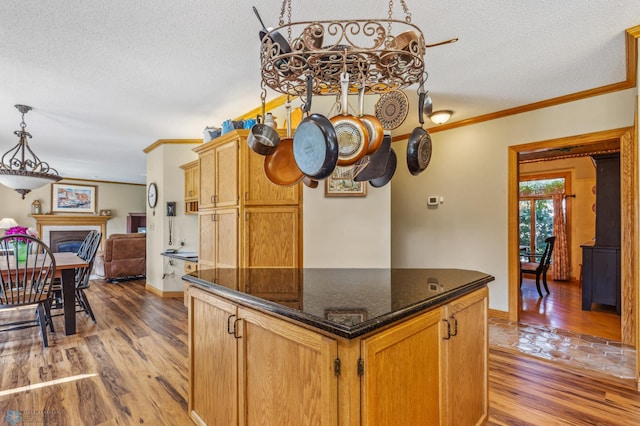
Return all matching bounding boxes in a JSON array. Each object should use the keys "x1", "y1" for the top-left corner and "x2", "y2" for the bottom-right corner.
[{"x1": 184, "y1": 268, "x2": 494, "y2": 426}]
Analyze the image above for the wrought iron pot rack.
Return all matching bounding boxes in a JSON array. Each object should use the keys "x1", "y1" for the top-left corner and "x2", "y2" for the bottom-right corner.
[{"x1": 258, "y1": 0, "x2": 428, "y2": 96}]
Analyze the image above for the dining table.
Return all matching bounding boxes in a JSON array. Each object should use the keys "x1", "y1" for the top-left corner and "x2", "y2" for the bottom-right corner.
[{"x1": 52, "y1": 252, "x2": 89, "y2": 335}]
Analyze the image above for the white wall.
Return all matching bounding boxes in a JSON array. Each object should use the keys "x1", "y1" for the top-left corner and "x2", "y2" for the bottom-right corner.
[
  {"x1": 0, "y1": 178, "x2": 145, "y2": 236},
  {"x1": 391, "y1": 88, "x2": 637, "y2": 312},
  {"x1": 145, "y1": 142, "x2": 200, "y2": 293}
]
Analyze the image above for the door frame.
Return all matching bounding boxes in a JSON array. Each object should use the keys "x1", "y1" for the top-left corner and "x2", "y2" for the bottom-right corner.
[{"x1": 507, "y1": 127, "x2": 636, "y2": 345}]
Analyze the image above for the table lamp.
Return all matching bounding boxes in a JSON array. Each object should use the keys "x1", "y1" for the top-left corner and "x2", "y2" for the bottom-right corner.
[{"x1": 0, "y1": 217, "x2": 19, "y2": 236}]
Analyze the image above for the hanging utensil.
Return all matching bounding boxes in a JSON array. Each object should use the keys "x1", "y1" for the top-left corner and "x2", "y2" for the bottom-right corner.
[
  {"x1": 330, "y1": 72, "x2": 369, "y2": 166},
  {"x1": 264, "y1": 99, "x2": 303, "y2": 186},
  {"x1": 247, "y1": 94, "x2": 281, "y2": 155},
  {"x1": 357, "y1": 83, "x2": 384, "y2": 155},
  {"x1": 354, "y1": 132, "x2": 392, "y2": 182},
  {"x1": 293, "y1": 75, "x2": 339, "y2": 180},
  {"x1": 253, "y1": 6, "x2": 292, "y2": 73},
  {"x1": 406, "y1": 81, "x2": 433, "y2": 176},
  {"x1": 370, "y1": 148, "x2": 397, "y2": 188}
]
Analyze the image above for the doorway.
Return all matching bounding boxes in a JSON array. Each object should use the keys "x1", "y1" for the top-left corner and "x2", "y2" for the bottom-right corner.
[{"x1": 507, "y1": 128, "x2": 636, "y2": 345}]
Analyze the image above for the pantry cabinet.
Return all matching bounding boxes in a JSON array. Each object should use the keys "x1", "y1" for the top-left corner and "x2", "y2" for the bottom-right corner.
[{"x1": 193, "y1": 130, "x2": 302, "y2": 269}]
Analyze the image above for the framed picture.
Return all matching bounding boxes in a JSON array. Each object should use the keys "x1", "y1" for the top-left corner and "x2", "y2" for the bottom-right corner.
[
  {"x1": 324, "y1": 166, "x2": 367, "y2": 197},
  {"x1": 325, "y1": 308, "x2": 368, "y2": 327},
  {"x1": 51, "y1": 183, "x2": 97, "y2": 214}
]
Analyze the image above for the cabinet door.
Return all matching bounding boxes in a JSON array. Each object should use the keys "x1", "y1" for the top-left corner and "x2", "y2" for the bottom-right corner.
[
  {"x1": 198, "y1": 212, "x2": 216, "y2": 269},
  {"x1": 361, "y1": 307, "x2": 445, "y2": 426},
  {"x1": 185, "y1": 164, "x2": 199, "y2": 201},
  {"x1": 215, "y1": 139, "x2": 239, "y2": 208},
  {"x1": 243, "y1": 207, "x2": 300, "y2": 267},
  {"x1": 199, "y1": 149, "x2": 216, "y2": 209},
  {"x1": 216, "y1": 208, "x2": 239, "y2": 268},
  {"x1": 237, "y1": 307, "x2": 338, "y2": 426},
  {"x1": 189, "y1": 287, "x2": 238, "y2": 426},
  {"x1": 443, "y1": 287, "x2": 488, "y2": 426},
  {"x1": 244, "y1": 147, "x2": 300, "y2": 206}
]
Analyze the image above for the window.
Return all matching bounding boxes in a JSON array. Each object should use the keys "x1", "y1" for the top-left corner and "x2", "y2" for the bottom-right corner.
[{"x1": 519, "y1": 174, "x2": 569, "y2": 255}]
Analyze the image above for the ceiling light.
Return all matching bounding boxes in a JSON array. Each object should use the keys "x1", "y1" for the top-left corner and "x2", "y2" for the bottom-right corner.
[
  {"x1": 0, "y1": 105, "x2": 62, "y2": 199},
  {"x1": 428, "y1": 110, "x2": 453, "y2": 125}
]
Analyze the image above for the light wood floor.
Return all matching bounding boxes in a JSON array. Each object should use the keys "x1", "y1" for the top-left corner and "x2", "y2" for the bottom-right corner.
[
  {"x1": 0, "y1": 279, "x2": 638, "y2": 425},
  {"x1": 519, "y1": 276, "x2": 621, "y2": 341}
]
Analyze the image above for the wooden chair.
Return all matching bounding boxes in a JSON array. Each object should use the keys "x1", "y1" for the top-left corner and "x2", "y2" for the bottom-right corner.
[
  {"x1": 520, "y1": 236, "x2": 556, "y2": 297},
  {"x1": 0, "y1": 235, "x2": 57, "y2": 348},
  {"x1": 51, "y1": 231, "x2": 101, "y2": 323}
]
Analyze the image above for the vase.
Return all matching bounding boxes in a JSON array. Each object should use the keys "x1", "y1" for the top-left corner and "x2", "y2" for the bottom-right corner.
[{"x1": 14, "y1": 241, "x2": 27, "y2": 262}]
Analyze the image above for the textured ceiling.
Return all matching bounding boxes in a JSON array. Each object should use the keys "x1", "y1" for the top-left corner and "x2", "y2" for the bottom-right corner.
[{"x1": 0, "y1": 1, "x2": 638, "y2": 184}]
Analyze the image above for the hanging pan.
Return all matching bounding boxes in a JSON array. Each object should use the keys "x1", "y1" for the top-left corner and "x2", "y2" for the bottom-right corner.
[
  {"x1": 354, "y1": 132, "x2": 391, "y2": 182},
  {"x1": 357, "y1": 84, "x2": 384, "y2": 155},
  {"x1": 330, "y1": 72, "x2": 369, "y2": 166},
  {"x1": 374, "y1": 90, "x2": 409, "y2": 130},
  {"x1": 370, "y1": 148, "x2": 397, "y2": 188},
  {"x1": 253, "y1": 7, "x2": 292, "y2": 73},
  {"x1": 406, "y1": 83, "x2": 433, "y2": 176},
  {"x1": 293, "y1": 75, "x2": 339, "y2": 180},
  {"x1": 264, "y1": 100, "x2": 304, "y2": 186}
]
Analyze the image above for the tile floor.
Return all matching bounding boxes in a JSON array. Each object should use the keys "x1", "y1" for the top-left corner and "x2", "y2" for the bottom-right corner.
[{"x1": 489, "y1": 317, "x2": 636, "y2": 380}]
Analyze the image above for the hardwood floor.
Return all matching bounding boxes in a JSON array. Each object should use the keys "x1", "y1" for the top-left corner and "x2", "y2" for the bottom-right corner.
[
  {"x1": 0, "y1": 278, "x2": 191, "y2": 425},
  {"x1": 519, "y1": 276, "x2": 621, "y2": 341},
  {"x1": 0, "y1": 278, "x2": 638, "y2": 425}
]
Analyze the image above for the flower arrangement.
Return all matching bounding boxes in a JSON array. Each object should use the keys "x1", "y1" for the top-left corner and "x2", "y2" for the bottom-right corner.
[{"x1": 4, "y1": 226, "x2": 38, "y2": 243}]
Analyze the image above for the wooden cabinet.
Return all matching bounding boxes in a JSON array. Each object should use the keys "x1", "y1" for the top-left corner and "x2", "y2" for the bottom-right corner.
[
  {"x1": 443, "y1": 287, "x2": 488, "y2": 426},
  {"x1": 188, "y1": 286, "x2": 337, "y2": 426},
  {"x1": 198, "y1": 209, "x2": 238, "y2": 269},
  {"x1": 361, "y1": 286, "x2": 488, "y2": 426},
  {"x1": 194, "y1": 130, "x2": 302, "y2": 270},
  {"x1": 189, "y1": 284, "x2": 488, "y2": 426},
  {"x1": 126, "y1": 212, "x2": 146, "y2": 233},
  {"x1": 582, "y1": 245, "x2": 621, "y2": 314},
  {"x1": 180, "y1": 160, "x2": 199, "y2": 214},
  {"x1": 361, "y1": 307, "x2": 445, "y2": 426},
  {"x1": 189, "y1": 289, "x2": 238, "y2": 426}
]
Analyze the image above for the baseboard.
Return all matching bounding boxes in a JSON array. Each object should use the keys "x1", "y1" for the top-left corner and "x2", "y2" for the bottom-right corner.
[
  {"x1": 144, "y1": 283, "x2": 184, "y2": 298},
  {"x1": 489, "y1": 308, "x2": 509, "y2": 320}
]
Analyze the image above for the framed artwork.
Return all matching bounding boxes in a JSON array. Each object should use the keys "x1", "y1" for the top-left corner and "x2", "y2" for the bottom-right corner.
[
  {"x1": 325, "y1": 308, "x2": 368, "y2": 327},
  {"x1": 51, "y1": 183, "x2": 97, "y2": 214},
  {"x1": 324, "y1": 166, "x2": 367, "y2": 197}
]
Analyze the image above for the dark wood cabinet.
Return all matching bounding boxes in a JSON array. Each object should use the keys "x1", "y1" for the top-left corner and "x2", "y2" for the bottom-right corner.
[
  {"x1": 581, "y1": 153, "x2": 620, "y2": 314},
  {"x1": 581, "y1": 244, "x2": 621, "y2": 314},
  {"x1": 127, "y1": 212, "x2": 147, "y2": 233}
]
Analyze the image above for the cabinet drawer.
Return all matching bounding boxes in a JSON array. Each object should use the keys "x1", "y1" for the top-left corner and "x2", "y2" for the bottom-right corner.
[{"x1": 184, "y1": 261, "x2": 198, "y2": 274}]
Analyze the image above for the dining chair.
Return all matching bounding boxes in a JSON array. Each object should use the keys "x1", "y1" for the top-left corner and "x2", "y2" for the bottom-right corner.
[
  {"x1": 0, "y1": 235, "x2": 57, "y2": 348},
  {"x1": 75, "y1": 231, "x2": 101, "y2": 322},
  {"x1": 520, "y1": 236, "x2": 556, "y2": 297},
  {"x1": 50, "y1": 231, "x2": 101, "y2": 323}
]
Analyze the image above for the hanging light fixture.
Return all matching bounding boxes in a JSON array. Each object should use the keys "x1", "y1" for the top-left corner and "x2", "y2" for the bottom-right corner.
[
  {"x1": 0, "y1": 104, "x2": 62, "y2": 199},
  {"x1": 428, "y1": 110, "x2": 453, "y2": 125}
]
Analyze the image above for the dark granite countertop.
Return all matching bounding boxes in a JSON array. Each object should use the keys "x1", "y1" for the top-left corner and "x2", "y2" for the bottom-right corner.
[{"x1": 183, "y1": 268, "x2": 494, "y2": 339}]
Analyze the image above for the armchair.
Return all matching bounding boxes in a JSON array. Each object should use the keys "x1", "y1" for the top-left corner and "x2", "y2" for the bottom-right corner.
[{"x1": 103, "y1": 233, "x2": 146, "y2": 282}]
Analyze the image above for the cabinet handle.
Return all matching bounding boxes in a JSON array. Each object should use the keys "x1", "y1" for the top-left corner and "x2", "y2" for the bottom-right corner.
[
  {"x1": 449, "y1": 316, "x2": 458, "y2": 337},
  {"x1": 232, "y1": 318, "x2": 242, "y2": 339},
  {"x1": 213, "y1": 195, "x2": 218, "y2": 206},
  {"x1": 211, "y1": 214, "x2": 216, "y2": 222},
  {"x1": 442, "y1": 319, "x2": 451, "y2": 340},
  {"x1": 227, "y1": 314, "x2": 236, "y2": 335},
  {"x1": 244, "y1": 192, "x2": 248, "y2": 201}
]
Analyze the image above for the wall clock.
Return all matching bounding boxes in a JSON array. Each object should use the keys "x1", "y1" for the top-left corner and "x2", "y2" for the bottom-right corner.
[{"x1": 148, "y1": 182, "x2": 158, "y2": 208}]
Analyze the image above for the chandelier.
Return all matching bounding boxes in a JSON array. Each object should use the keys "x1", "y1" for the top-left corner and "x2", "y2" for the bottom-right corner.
[{"x1": 0, "y1": 105, "x2": 62, "y2": 199}]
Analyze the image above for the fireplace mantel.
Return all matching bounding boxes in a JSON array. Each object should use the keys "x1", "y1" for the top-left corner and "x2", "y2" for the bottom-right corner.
[{"x1": 32, "y1": 214, "x2": 111, "y2": 249}]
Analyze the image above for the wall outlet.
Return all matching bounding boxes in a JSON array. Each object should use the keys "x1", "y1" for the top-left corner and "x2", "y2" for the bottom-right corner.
[{"x1": 179, "y1": 239, "x2": 185, "y2": 247}]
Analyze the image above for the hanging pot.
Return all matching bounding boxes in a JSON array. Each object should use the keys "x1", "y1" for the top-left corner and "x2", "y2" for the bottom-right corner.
[
  {"x1": 406, "y1": 89, "x2": 433, "y2": 176},
  {"x1": 247, "y1": 99, "x2": 280, "y2": 156},
  {"x1": 330, "y1": 72, "x2": 369, "y2": 166},
  {"x1": 264, "y1": 101, "x2": 304, "y2": 186},
  {"x1": 293, "y1": 76, "x2": 339, "y2": 180},
  {"x1": 370, "y1": 148, "x2": 397, "y2": 188}
]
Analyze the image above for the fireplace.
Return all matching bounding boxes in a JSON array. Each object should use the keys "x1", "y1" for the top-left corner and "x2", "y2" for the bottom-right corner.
[{"x1": 49, "y1": 230, "x2": 92, "y2": 253}]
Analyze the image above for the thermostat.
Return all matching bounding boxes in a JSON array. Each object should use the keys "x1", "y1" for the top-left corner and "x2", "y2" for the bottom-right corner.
[{"x1": 427, "y1": 196, "x2": 439, "y2": 206}]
